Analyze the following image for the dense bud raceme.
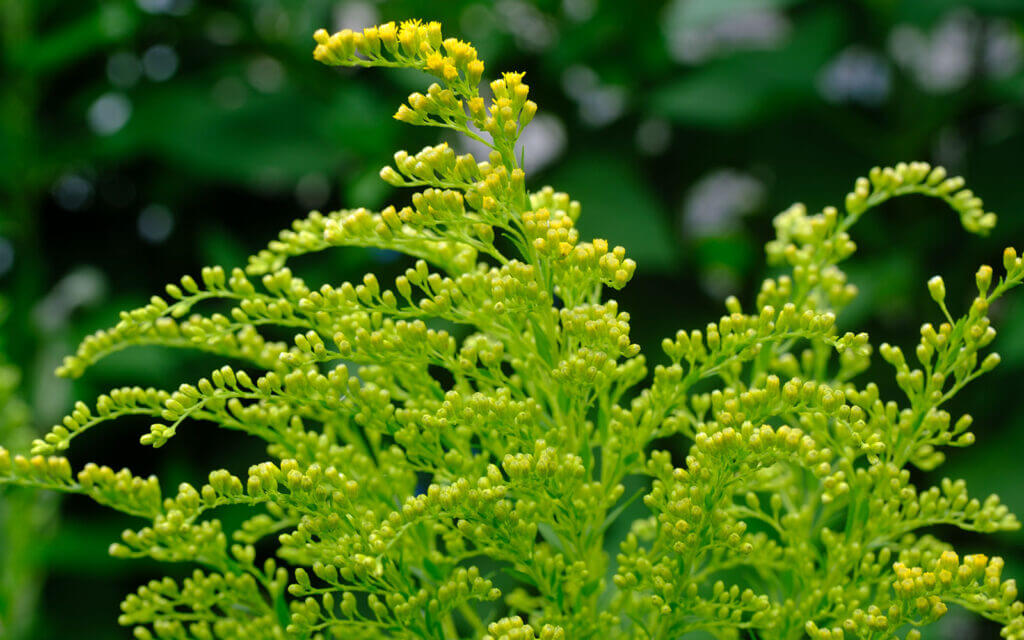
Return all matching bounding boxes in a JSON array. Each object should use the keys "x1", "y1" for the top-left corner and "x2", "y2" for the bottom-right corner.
[{"x1": 3, "y1": 19, "x2": 1024, "y2": 640}]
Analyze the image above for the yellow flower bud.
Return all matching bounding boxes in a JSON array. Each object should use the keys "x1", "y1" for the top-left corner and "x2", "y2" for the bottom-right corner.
[{"x1": 927, "y1": 276, "x2": 945, "y2": 305}]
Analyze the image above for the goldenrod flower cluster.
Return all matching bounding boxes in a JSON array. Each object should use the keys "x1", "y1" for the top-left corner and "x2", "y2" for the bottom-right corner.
[{"x1": 2, "y1": 20, "x2": 1024, "y2": 640}]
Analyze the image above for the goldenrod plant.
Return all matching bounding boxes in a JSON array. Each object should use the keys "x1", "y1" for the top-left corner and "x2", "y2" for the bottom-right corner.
[{"x1": 2, "y1": 20, "x2": 1023, "y2": 640}]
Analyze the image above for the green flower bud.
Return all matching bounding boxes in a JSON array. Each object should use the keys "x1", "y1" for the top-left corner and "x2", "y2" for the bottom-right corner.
[{"x1": 927, "y1": 276, "x2": 946, "y2": 305}]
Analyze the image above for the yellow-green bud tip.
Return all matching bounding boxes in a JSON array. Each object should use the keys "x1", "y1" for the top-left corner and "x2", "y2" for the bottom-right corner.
[{"x1": 927, "y1": 276, "x2": 946, "y2": 304}]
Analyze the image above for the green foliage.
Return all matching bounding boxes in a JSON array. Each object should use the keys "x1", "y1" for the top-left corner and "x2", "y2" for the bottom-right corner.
[
  {"x1": 3, "y1": 19, "x2": 1024, "y2": 640},
  {"x1": 0, "y1": 302, "x2": 55, "y2": 640}
]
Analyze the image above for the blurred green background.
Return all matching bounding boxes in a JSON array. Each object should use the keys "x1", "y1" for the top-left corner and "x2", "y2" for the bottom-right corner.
[{"x1": 2, "y1": 0, "x2": 1024, "y2": 637}]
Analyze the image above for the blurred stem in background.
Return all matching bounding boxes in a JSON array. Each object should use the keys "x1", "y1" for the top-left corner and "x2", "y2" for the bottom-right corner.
[
  {"x1": 0, "y1": 303, "x2": 55, "y2": 640},
  {"x1": 1, "y1": 0, "x2": 46, "y2": 368},
  {"x1": 0, "y1": 3, "x2": 57, "y2": 637}
]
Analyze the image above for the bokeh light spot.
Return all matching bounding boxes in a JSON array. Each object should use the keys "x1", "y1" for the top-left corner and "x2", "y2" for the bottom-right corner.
[
  {"x1": 143, "y1": 45, "x2": 179, "y2": 82},
  {"x1": 88, "y1": 93, "x2": 132, "y2": 135},
  {"x1": 138, "y1": 204, "x2": 175, "y2": 244}
]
